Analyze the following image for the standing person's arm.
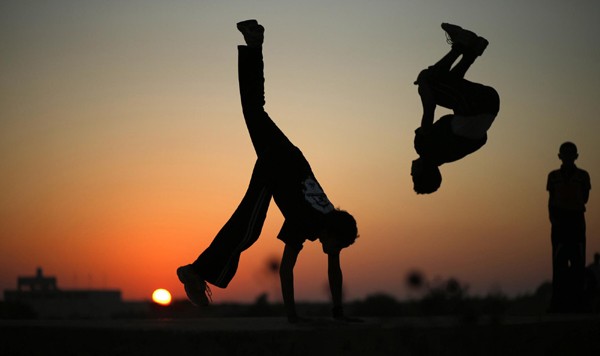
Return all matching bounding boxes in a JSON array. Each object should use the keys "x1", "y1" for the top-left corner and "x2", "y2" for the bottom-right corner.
[
  {"x1": 328, "y1": 252, "x2": 363, "y2": 322},
  {"x1": 583, "y1": 171, "x2": 591, "y2": 205},
  {"x1": 547, "y1": 173, "x2": 555, "y2": 223},
  {"x1": 280, "y1": 244, "x2": 310, "y2": 323}
]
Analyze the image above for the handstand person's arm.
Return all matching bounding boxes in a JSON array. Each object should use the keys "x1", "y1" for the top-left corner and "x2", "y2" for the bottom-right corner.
[
  {"x1": 280, "y1": 244, "x2": 309, "y2": 323},
  {"x1": 328, "y1": 253, "x2": 364, "y2": 322}
]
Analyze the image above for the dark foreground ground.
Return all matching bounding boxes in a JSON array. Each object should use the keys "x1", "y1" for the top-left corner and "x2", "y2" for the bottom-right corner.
[{"x1": 2, "y1": 315, "x2": 600, "y2": 356}]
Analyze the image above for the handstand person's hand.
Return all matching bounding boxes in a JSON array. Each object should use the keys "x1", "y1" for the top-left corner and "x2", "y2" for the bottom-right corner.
[{"x1": 332, "y1": 306, "x2": 364, "y2": 323}]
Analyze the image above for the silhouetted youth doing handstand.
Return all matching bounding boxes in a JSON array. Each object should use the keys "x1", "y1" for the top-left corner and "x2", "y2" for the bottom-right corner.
[
  {"x1": 412, "y1": 24, "x2": 500, "y2": 194},
  {"x1": 178, "y1": 20, "x2": 361, "y2": 324}
]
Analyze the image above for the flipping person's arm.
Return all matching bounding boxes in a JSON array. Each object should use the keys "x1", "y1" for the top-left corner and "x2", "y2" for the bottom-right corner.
[
  {"x1": 418, "y1": 80, "x2": 436, "y2": 135},
  {"x1": 280, "y1": 244, "x2": 307, "y2": 323},
  {"x1": 328, "y1": 253, "x2": 364, "y2": 322}
]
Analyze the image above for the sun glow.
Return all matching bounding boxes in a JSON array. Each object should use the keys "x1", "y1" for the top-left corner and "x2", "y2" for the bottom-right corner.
[{"x1": 152, "y1": 289, "x2": 172, "y2": 305}]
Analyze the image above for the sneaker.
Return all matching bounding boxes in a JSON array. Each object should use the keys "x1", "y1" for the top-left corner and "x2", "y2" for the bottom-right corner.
[
  {"x1": 237, "y1": 19, "x2": 264, "y2": 48},
  {"x1": 177, "y1": 264, "x2": 212, "y2": 306},
  {"x1": 441, "y1": 23, "x2": 477, "y2": 48},
  {"x1": 470, "y1": 36, "x2": 489, "y2": 56}
]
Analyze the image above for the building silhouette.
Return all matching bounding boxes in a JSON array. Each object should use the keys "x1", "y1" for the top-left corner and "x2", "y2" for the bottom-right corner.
[{"x1": 4, "y1": 268, "x2": 124, "y2": 319}]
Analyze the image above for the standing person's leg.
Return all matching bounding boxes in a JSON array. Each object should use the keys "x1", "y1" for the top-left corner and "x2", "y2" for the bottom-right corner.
[
  {"x1": 551, "y1": 242, "x2": 569, "y2": 312},
  {"x1": 569, "y1": 214, "x2": 587, "y2": 310}
]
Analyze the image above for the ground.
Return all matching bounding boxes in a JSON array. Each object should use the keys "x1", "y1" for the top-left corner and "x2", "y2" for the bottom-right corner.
[{"x1": 2, "y1": 315, "x2": 600, "y2": 355}]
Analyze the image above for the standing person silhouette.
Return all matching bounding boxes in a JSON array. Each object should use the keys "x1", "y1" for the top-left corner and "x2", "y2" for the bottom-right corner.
[
  {"x1": 547, "y1": 142, "x2": 591, "y2": 312},
  {"x1": 177, "y1": 20, "x2": 361, "y2": 324},
  {"x1": 412, "y1": 23, "x2": 500, "y2": 194}
]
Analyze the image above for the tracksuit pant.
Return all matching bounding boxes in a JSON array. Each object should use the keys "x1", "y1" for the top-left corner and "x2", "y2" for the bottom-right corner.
[
  {"x1": 423, "y1": 52, "x2": 499, "y2": 116},
  {"x1": 192, "y1": 46, "x2": 293, "y2": 288}
]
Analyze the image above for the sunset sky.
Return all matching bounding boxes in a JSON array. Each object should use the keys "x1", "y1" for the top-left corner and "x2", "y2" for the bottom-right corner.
[{"x1": 2, "y1": 0, "x2": 599, "y2": 303}]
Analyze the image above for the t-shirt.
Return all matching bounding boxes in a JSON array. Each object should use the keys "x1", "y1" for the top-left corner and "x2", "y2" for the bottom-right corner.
[
  {"x1": 270, "y1": 145, "x2": 334, "y2": 252},
  {"x1": 414, "y1": 114, "x2": 487, "y2": 166},
  {"x1": 547, "y1": 166, "x2": 591, "y2": 212}
]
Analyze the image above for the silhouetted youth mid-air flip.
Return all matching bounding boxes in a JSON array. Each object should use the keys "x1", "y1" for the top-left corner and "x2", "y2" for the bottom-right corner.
[
  {"x1": 411, "y1": 23, "x2": 500, "y2": 194},
  {"x1": 178, "y1": 20, "x2": 361, "y2": 324}
]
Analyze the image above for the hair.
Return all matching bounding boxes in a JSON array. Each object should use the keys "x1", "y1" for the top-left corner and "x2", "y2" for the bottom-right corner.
[
  {"x1": 322, "y1": 208, "x2": 359, "y2": 248},
  {"x1": 559, "y1": 141, "x2": 577, "y2": 154},
  {"x1": 413, "y1": 162, "x2": 442, "y2": 194}
]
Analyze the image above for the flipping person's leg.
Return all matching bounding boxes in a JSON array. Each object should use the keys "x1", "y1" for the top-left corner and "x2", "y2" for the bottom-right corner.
[
  {"x1": 238, "y1": 21, "x2": 293, "y2": 157},
  {"x1": 427, "y1": 47, "x2": 463, "y2": 79},
  {"x1": 449, "y1": 52, "x2": 477, "y2": 80}
]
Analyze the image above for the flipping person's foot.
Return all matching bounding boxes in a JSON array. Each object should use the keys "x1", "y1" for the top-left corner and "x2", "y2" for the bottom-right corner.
[
  {"x1": 441, "y1": 23, "x2": 488, "y2": 56},
  {"x1": 177, "y1": 264, "x2": 212, "y2": 306},
  {"x1": 441, "y1": 23, "x2": 477, "y2": 47},
  {"x1": 237, "y1": 19, "x2": 264, "y2": 48},
  {"x1": 470, "y1": 36, "x2": 489, "y2": 56}
]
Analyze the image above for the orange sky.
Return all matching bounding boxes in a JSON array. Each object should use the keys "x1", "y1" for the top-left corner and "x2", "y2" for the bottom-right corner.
[{"x1": 1, "y1": 1, "x2": 599, "y2": 303}]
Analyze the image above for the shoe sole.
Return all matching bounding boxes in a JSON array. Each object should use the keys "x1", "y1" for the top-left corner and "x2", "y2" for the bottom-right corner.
[
  {"x1": 472, "y1": 37, "x2": 489, "y2": 56},
  {"x1": 441, "y1": 23, "x2": 477, "y2": 47},
  {"x1": 237, "y1": 19, "x2": 258, "y2": 29},
  {"x1": 177, "y1": 266, "x2": 209, "y2": 306}
]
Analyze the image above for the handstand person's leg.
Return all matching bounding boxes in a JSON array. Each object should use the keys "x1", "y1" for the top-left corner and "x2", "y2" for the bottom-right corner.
[
  {"x1": 237, "y1": 21, "x2": 293, "y2": 157},
  {"x1": 192, "y1": 158, "x2": 273, "y2": 288}
]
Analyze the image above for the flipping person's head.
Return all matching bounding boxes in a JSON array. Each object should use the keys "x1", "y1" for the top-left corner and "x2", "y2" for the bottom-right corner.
[
  {"x1": 319, "y1": 209, "x2": 359, "y2": 254},
  {"x1": 558, "y1": 142, "x2": 578, "y2": 166},
  {"x1": 411, "y1": 158, "x2": 442, "y2": 194}
]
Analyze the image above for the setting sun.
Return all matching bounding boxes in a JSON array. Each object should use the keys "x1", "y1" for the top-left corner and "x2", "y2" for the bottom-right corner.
[{"x1": 152, "y1": 289, "x2": 172, "y2": 306}]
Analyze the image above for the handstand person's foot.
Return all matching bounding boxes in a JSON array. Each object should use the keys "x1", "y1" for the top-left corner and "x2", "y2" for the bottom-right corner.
[
  {"x1": 177, "y1": 264, "x2": 212, "y2": 306},
  {"x1": 237, "y1": 19, "x2": 264, "y2": 48}
]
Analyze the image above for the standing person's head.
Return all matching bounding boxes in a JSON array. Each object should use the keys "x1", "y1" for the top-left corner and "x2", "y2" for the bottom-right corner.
[
  {"x1": 411, "y1": 158, "x2": 442, "y2": 194},
  {"x1": 318, "y1": 209, "x2": 359, "y2": 255},
  {"x1": 558, "y1": 142, "x2": 578, "y2": 166}
]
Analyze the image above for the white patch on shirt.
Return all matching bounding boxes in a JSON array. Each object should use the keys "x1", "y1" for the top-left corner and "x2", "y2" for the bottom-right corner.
[
  {"x1": 451, "y1": 113, "x2": 496, "y2": 139},
  {"x1": 302, "y1": 178, "x2": 334, "y2": 213}
]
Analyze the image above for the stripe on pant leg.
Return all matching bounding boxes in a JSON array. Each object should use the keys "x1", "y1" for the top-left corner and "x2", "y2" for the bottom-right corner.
[
  {"x1": 215, "y1": 186, "x2": 270, "y2": 286},
  {"x1": 429, "y1": 80, "x2": 470, "y2": 114}
]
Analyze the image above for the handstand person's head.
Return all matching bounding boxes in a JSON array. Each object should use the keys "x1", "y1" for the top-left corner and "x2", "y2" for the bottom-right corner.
[
  {"x1": 411, "y1": 158, "x2": 442, "y2": 194},
  {"x1": 318, "y1": 209, "x2": 359, "y2": 254},
  {"x1": 558, "y1": 142, "x2": 578, "y2": 165}
]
